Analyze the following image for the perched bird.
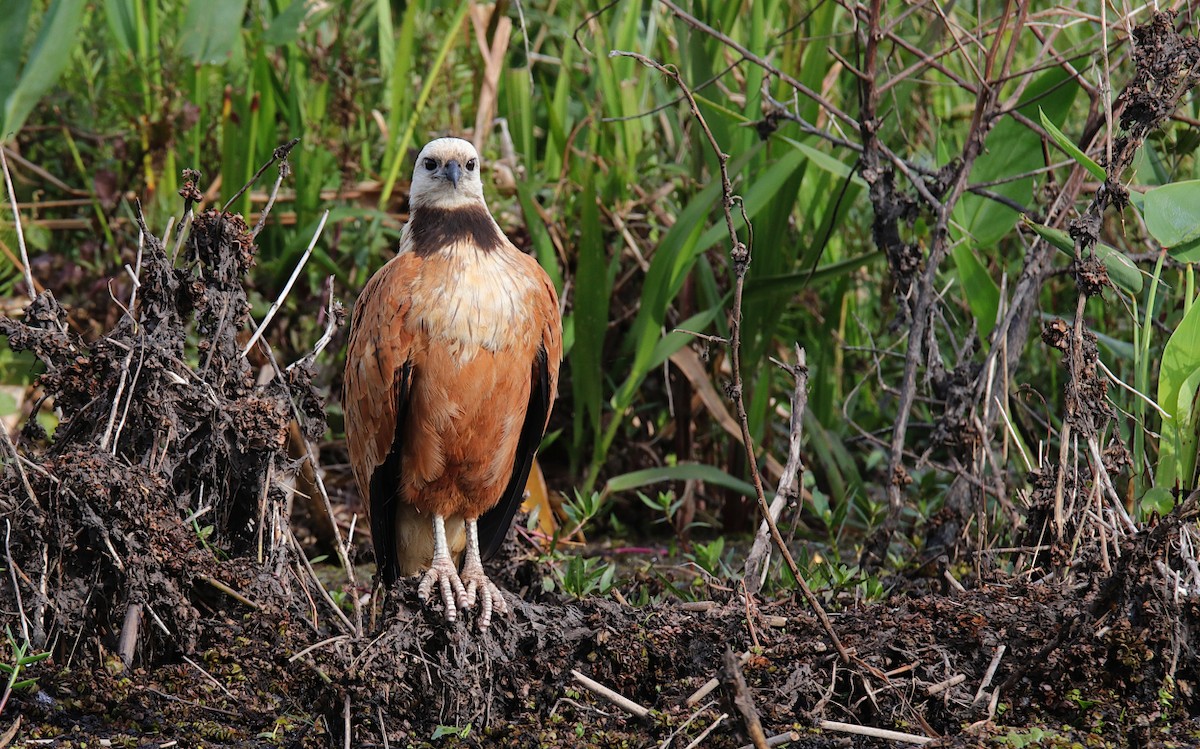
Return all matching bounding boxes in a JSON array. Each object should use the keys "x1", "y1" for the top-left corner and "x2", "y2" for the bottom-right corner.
[{"x1": 343, "y1": 137, "x2": 561, "y2": 628}]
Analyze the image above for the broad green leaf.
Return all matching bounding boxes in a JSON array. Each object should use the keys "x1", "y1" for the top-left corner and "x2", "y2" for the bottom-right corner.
[
  {"x1": 1022, "y1": 216, "x2": 1143, "y2": 294},
  {"x1": 1140, "y1": 486, "x2": 1175, "y2": 516},
  {"x1": 781, "y1": 137, "x2": 867, "y2": 186},
  {"x1": 603, "y1": 463, "x2": 758, "y2": 500},
  {"x1": 1154, "y1": 299, "x2": 1200, "y2": 491},
  {"x1": 954, "y1": 70, "x2": 1076, "y2": 246},
  {"x1": 264, "y1": 0, "x2": 311, "y2": 46},
  {"x1": 951, "y1": 243, "x2": 1000, "y2": 338},
  {"x1": 694, "y1": 149, "x2": 808, "y2": 256},
  {"x1": 180, "y1": 0, "x2": 248, "y2": 64},
  {"x1": 0, "y1": 0, "x2": 33, "y2": 119},
  {"x1": 1, "y1": 0, "x2": 86, "y2": 139},
  {"x1": 1039, "y1": 107, "x2": 1106, "y2": 181},
  {"x1": 1144, "y1": 180, "x2": 1200, "y2": 260}
]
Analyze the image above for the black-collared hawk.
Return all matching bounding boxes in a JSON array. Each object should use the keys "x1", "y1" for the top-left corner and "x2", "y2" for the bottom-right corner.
[{"x1": 344, "y1": 137, "x2": 562, "y2": 628}]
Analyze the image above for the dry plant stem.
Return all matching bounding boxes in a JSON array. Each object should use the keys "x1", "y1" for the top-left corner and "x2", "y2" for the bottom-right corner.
[
  {"x1": 974, "y1": 644, "x2": 1006, "y2": 704},
  {"x1": 196, "y1": 574, "x2": 262, "y2": 611},
  {"x1": 0, "y1": 423, "x2": 38, "y2": 511},
  {"x1": 0, "y1": 147, "x2": 35, "y2": 302},
  {"x1": 242, "y1": 208, "x2": 330, "y2": 356},
  {"x1": 222, "y1": 137, "x2": 300, "y2": 214},
  {"x1": 610, "y1": 49, "x2": 848, "y2": 665},
  {"x1": 744, "y1": 347, "x2": 807, "y2": 594},
  {"x1": 287, "y1": 280, "x2": 339, "y2": 370},
  {"x1": 874, "y1": 0, "x2": 1023, "y2": 550},
  {"x1": 376, "y1": 704, "x2": 391, "y2": 749},
  {"x1": 4, "y1": 520, "x2": 29, "y2": 643},
  {"x1": 687, "y1": 650, "x2": 751, "y2": 706},
  {"x1": 737, "y1": 732, "x2": 800, "y2": 749},
  {"x1": 118, "y1": 603, "x2": 141, "y2": 669},
  {"x1": 683, "y1": 713, "x2": 728, "y2": 749},
  {"x1": 247, "y1": 309, "x2": 361, "y2": 636},
  {"x1": 818, "y1": 720, "x2": 931, "y2": 745},
  {"x1": 925, "y1": 673, "x2": 965, "y2": 695},
  {"x1": 252, "y1": 159, "x2": 291, "y2": 239},
  {"x1": 570, "y1": 669, "x2": 651, "y2": 719},
  {"x1": 289, "y1": 530, "x2": 355, "y2": 635},
  {"x1": 723, "y1": 647, "x2": 768, "y2": 749},
  {"x1": 182, "y1": 654, "x2": 236, "y2": 700},
  {"x1": 656, "y1": 0, "x2": 859, "y2": 130},
  {"x1": 659, "y1": 700, "x2": 717, "y2": 749},
  {"x1": 287, "y1": 634, "x2": 351, "y2": 663}
]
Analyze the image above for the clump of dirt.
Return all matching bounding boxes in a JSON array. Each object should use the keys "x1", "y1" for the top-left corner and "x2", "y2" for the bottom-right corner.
[{"x1": 0, "y1": 200, "x2": 303, "y2": 661}]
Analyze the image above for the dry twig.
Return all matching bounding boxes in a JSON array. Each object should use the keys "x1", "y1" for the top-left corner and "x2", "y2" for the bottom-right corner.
[
  {"x1": 722, "y1": 647, "x2": 768, "y2": 749},
  {"x1": 571, "y1": 669, "x2": 651, "y2": 719}
]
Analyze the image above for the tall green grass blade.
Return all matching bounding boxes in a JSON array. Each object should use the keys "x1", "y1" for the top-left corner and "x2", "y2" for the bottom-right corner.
[
  {"x1": 104, "y1": 0, "x2": 139, "y2": 54},
  {"x1": 572, "y1": 179, "x2": 608, "y2": 453},
  {"x1": 378, "y1": 0, "x2": 470, "y2": 208},
  {"x1": 1039, "y1": 106, "x2": 1106, "y2": 182},
  {"x1": 375, "y1": 0, "x2": 395, "y2": 88},
  {"x1": 383, "y1": 0, "x2": 418, "y2": 169},
  {"x1": 1155, "y1": 297, "x2": 1200, "y2": 492},
  {"x1": 603, "y1": 463, "x2": 757, "y2": 501},
  {"x1": 0, "y1": 0, "x2": 33, "y2": 101},
  {"x1": 0, "y1": 0, "x2": 86, "y2": 138}
]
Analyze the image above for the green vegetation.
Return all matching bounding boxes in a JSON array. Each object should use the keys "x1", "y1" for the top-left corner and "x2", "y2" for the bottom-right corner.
[
  {"x1": 3, "y1": 0, "x2": 1200, "y2": 600},
  {"x1": 0, "y1": 626, "x2": 50, "y2": 715}
]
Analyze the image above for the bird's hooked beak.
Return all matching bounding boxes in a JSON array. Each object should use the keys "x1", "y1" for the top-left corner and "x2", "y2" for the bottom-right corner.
[{"x1": 443, "y1": 160, "x2": 462, "y2": 189}]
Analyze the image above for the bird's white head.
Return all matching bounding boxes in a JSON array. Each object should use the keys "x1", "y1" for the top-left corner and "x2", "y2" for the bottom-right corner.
[{"x1": 409, "y1": 137, "x2": 486, "y2": 210}]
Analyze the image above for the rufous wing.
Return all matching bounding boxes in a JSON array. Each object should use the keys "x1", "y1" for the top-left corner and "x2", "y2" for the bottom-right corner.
[{"x1": 343, "y1": 254, "x2": 419, "y2": 584}]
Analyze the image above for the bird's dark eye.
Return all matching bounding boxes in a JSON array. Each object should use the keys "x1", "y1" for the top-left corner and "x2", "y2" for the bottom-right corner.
[
  {"x1": 466, "y1": 158, "x2": 477, "y2": 171},
  {"x1": 424, "y1": 158, "x2": 437, "y2": 171}
]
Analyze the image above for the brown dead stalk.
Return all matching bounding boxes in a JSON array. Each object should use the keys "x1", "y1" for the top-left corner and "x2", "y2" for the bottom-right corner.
[{"x1": 610, "y1": 49, "x2": 848, "y2": 665}]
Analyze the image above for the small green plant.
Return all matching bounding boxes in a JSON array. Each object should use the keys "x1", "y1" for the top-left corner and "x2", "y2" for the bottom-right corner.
[
  {"x1": 637, "y1": 490, "x2": 686, "y2": 527},
  {"x1": 431, "y1": 723, "x2": 472, "y2": 739},
  {"x1": 1159, "y1": 677, "x2": 1175, "y2": 709},
  {"x1": 996, "y1": 727, "x2": 1056, "y2": 748},
  {"x1": 553, "y1": 555, "x2": 616, "y2": 600},
  {"x1": 690, "y1": 537, "x2": 728, "y2": 578},
  {"x1": 0, "y1": 626, "x2": 50, "y2": 715},
  {"x1": 1066, "y1": 688, "x2": 1096, "y2": 710},
  {"x1": 562, "y1": 489, "x2": 603, "y2": 534}
]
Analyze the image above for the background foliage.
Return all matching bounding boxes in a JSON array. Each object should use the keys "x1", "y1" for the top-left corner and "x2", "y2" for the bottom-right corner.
[{"x1": 4, "y1": 0, "x2": 1200, "y2": 593}]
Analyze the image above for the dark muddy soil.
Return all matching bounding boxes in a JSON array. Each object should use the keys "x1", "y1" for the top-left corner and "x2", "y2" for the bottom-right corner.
[{"x1": 8, "y1": 549, "x2": 1200, "y2": 748}]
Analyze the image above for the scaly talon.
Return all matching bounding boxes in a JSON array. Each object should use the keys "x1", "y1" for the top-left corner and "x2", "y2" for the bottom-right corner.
[
  {"x1": 417, "y1": 515, "x2": 466, "y2": 622},
  {"x1": 459, "y1": 518, "x2": 510, "y2": 629},
  {"x1": 417, "y1": 553, "x2": 466, "y2": 621}
]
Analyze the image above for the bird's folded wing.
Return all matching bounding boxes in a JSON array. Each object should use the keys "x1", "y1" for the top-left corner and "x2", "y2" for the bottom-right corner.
[
  {"x1": 477, "y1": 262, "x2": 563, "y2": 560},
  {"x1": 344, "y1": 254, "x2": 419, "y2": 582}
]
